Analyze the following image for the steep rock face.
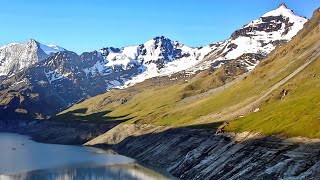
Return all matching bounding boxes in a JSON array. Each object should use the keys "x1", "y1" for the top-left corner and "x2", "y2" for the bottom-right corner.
[{"x1": 0, "y1": 39, "x2": 65, "y2": 76}]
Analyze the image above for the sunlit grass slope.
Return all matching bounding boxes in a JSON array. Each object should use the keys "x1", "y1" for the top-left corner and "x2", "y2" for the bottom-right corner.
[
  {"x1": 56, "y1": 8, "x2": 320, "y2": 138},
  {"x1": 225, "y1": 8, "x2": 320, "y2": 138}
]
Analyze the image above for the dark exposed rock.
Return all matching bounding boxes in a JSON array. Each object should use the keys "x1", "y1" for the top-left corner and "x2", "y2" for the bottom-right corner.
[
  {"x1": 85, "y1": 124, "x2": 320, "y2": 179},
  {"x1": 231, "y1": 16, "x2": 294, "y2": 40}
]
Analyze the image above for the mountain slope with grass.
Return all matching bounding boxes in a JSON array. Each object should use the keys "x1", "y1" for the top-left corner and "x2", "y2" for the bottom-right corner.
[
  {"x1": 224, "y1": 8, "x2": 320, "y2": 138},
  {"x1": 0, "y1": 4, "x2": 308, "y2": 120},
  {"x1": 57, "y1": 7, "x2": 320, "y2": 139}
]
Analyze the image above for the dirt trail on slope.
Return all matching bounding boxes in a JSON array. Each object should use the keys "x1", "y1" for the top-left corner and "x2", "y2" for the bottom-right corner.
[{"x1": 194, "y1": 41, "x2": 320, "y2": 125}]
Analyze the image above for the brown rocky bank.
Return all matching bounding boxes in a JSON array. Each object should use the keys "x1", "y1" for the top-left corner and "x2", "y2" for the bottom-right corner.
[{"x1": 85, "y1": 123, "x2": 320, "y2": 180}]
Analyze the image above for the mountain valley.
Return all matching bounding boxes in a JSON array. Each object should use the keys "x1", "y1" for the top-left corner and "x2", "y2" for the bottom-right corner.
[{"x1": 1, "y1": 3, "x2": 320, "y2": 179}]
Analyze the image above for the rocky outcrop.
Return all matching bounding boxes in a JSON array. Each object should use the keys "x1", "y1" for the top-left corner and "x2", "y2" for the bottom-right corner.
[{"x1": 85, "y1": 124, "x2": 320, "y2": 179}]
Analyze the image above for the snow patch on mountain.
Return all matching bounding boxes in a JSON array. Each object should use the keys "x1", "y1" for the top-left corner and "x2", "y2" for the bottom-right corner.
[
  {"x1": 123, "y1": 43, "x2": 215, "y2": 87},
  {"x1": 117, "y1": 5, "x2": 307, "y2": 87},
  {"x1": 44, "y1": 70, "x2": 65, "y2": 84},
  {"x1": 39, "y1": 43, "x2": 66, "y2": 55},
  {"x1": 95, "y1": 36, "x2": 218, "y2": 87}
]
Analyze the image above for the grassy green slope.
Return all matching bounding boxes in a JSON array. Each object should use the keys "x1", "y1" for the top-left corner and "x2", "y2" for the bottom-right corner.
[
  {"x1": 225, "y1": 8, "x2": 320, "y2": 138},
  {"x1": 225, "y1": 56, "x2": 320, "y2": 138},
  {"x1": 54, "y1": 60, "x2": 247, "y2": 126},
  {"x1": 56, "y1": 8, "x2": 320, "y2": 138}
]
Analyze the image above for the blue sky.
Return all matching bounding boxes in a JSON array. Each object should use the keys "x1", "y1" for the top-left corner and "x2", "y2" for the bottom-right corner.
[{"x1": 0, "y1": 0, "x2": 319, "y2": 53}]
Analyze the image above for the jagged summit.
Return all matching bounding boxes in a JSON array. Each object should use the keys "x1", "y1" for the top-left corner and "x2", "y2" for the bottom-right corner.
[
  {"x1": 262, "y1": 3, "x2": 302, "y2": 20},
  {"x1": 152, "y1": 35, "x2": 169, "y2": 41},
  {"x1": 197, "y1": 4, "x2": 308, "y2": 72},
  {"x1": 278, "y1": 3, "x2": 287, "y2": 8},
  {"x1": 97, "y1": 35, "x2": 214, "y2": 86},
  {"x1": 28, "y1": 38, "x2": 38, "y2": 44},
  {"x1": 0, "y1": 39, "x2": 66, "y2": 75}
]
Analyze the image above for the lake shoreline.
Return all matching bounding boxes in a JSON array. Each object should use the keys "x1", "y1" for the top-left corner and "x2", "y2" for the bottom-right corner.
[
  {"x1": 0, "y1": 120, "x2": 175, "y2": 179},
  {"x1": 0, "y1": 131, "x2": 172, "y2": 179},
  {"x1": 2, "y1": 120, "x2": 320, "y2": 179}
]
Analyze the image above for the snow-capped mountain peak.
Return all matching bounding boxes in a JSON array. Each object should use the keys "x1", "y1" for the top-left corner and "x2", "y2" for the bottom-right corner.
[
  {"x1": 0, "y1": 39, "x2": 66, "y2": 76},
  {"x1": 263, "y1": 3, "x2": 294, "y2": 18},
  {"x1": 262, "y1": 3, "x2": 307, "y2": 25},
  {"x1": 95, "y1": 4, "x2": 308, "y2": 87},
  {"x1": 278, "y1": 3, "x2": 287, "y2": 8},
  {"x1": 197, "y1": 4, "x2": 308, "y2": 71},
  {"x1": 96, "y1": 36, "x2": 216, "y2": 87}
]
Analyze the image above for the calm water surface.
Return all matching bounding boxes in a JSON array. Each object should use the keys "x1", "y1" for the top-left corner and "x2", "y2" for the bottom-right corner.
[{"x1": 0, "y1": 132, "x2": 170, "y2": 180}]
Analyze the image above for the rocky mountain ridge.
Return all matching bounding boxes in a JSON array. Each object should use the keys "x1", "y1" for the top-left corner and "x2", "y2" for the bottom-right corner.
[
  {"x1": 194, "y1": 3, "x2": 307, "y2": 72},
  {"x1": 0, "y1": 4, "x2": 308, "y2": 119}
]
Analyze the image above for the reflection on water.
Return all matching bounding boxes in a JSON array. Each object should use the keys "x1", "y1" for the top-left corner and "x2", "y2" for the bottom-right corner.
[
  {"x1": 1, "y1": 164, "x2": 168, "y2": 180},
  {"x1": 0, "y1": 133, "x2": 169, "y2": 180}
]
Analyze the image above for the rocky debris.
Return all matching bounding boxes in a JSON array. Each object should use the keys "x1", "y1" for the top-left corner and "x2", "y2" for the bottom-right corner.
[{"x1": 86, "y1": 124, "x2": 320, "y2": 179}]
